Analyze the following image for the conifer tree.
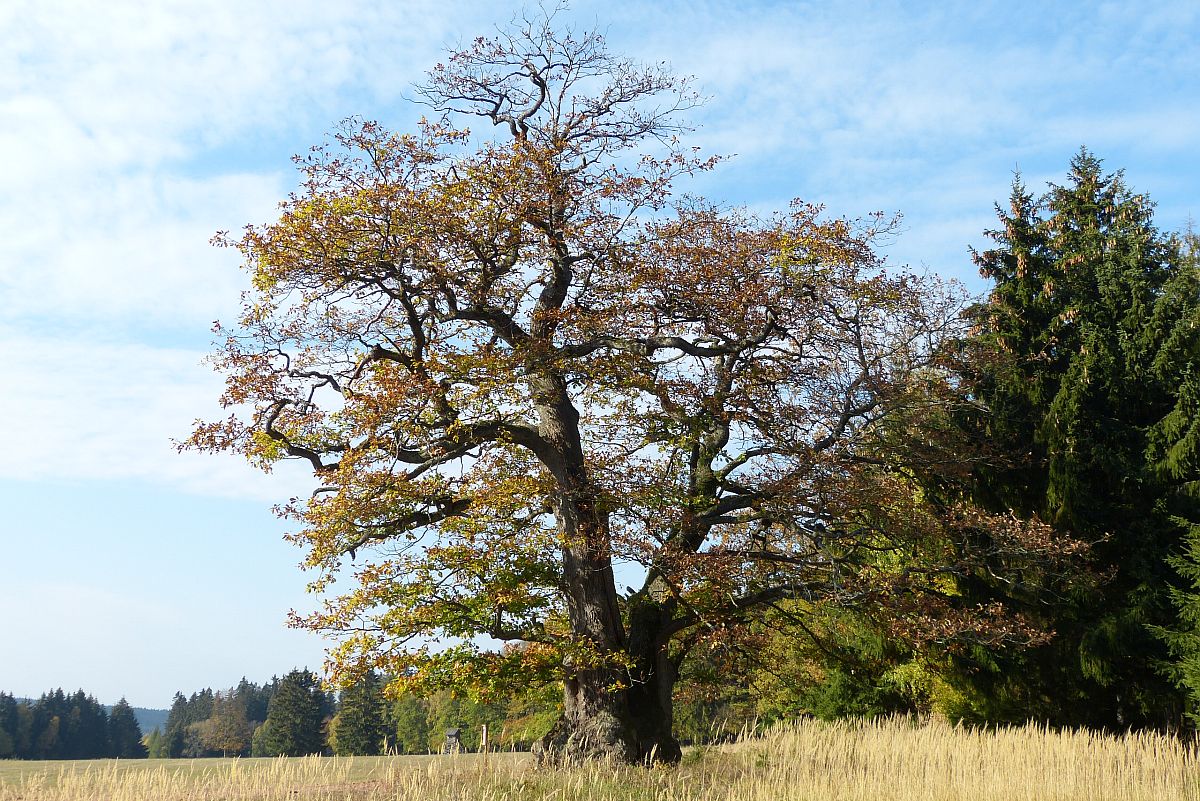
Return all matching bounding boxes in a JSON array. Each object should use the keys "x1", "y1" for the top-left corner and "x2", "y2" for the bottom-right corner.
[
  {"x1": 63, "y1": 691, "x2": 109, "y2": 759},
  {"x1": 1143, "y1": 231, "x2": 1200, "y2": 721},
  {"x1": 958, "y1": 149, "x2": 1198, "y2": 728},
  {"x1": 0, "y1": 693, "x2": 15, "y2": 759},
  {"x1": 258, "y1": 670, "x2": 328, "y2": 756},
  {"x1": 163, "y1": 692, "x2": 190, "y2": 758},
  {"x1": 331, "y1": 673, "x2": 385, "y2": 756},
  {"x1": 235, "y1": 677, "x2": 273, "y2": 726},
  {"x1": 108, "y1": 698, "x2": 147, "y2": 758}
]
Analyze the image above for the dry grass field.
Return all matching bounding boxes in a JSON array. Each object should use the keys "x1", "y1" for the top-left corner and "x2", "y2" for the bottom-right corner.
[{"x1": 0, "y1": 716, "x2": 1197, "y2": 801}]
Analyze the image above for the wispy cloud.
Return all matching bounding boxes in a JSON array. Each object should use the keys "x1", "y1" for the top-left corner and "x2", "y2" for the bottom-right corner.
[
  {"x1": 0, "y1": 327, "x2": 315, "y2": 499},
  {"x1": 607, "y1": 0, "x2": 1200, "y2": 277},
  {"x1": 0, "y1": 0, "x2": 496, "y2": 330}
]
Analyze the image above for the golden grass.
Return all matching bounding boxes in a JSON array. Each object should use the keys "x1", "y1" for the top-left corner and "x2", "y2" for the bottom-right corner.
[{"x1": 0, "y1": 717, "x2": 1196, "y2": 800}]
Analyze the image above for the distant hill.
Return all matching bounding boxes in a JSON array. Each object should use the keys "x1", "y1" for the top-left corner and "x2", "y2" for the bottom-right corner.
[{"x1": 111, "y1": 704, "x2": 169, "y2": 734}]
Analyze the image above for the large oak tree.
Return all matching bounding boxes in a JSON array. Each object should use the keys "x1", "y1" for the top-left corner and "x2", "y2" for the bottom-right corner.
[{"x1": 188, "y1": 13, "x2": 1060, "y2": 763}]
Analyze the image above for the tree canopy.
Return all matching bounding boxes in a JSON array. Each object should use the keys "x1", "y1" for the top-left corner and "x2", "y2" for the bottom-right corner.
[{"x1": 188, "y1": 12, "x2": 1068, "y2": 763}]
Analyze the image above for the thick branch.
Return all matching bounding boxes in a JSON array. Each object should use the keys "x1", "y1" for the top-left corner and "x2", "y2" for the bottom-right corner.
[
  {"x1": 661, "y1": 583, "x2": 831, "y2": 641},
  {"x1": 561, "y1": 334, "x2": 740, "y2": 359},
  {"x1": 451, "y1": 306, "x2": 532, "y2": 347},
  {"x1": 343, "y1": 495, "x2": 473, "y2": 557},
  {"x1": 263, "y1": 401, "x2": 340, "y2": 474}
]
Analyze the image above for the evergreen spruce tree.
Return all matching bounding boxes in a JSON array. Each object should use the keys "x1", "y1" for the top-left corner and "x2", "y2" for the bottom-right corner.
[
  {"x1": 0, "y1": 693, "x2": 16, "y2": 758},
  {"x1": 66, "y1": 691, "x2": 110, "y2": 759},
  {"x1": 1144, "y1": 231, "x2": 1200, "y2": 721},
  {"x1": 107, "y1": 698, "x2": 147, "y2": 758},
  {"x1": 235, "y1": 677, "x2": 272, "y2": 727},
  {"x1": 957, "y1": 149, "x2": 1198, "y2": 728},
  {"x1": 258, "y1": 670, "x2": 327, "y2": 756},
  {"x1": 163, "y1": 692, "x2": 190, "y2": 758},
  {"x1": 331, "y1": 673, "x2": 385, "y2": 756},
  {"x1": 189, "y1": 689, "x2": 215, "y2": 723}
]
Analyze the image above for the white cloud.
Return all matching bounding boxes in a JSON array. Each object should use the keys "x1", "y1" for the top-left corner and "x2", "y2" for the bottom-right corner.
[
  {"x1": 0, "y1": 328, "x2": 314, "y2": 500},
  {"x1": 0, "y1": 169, "x2": 288, "y2": 325},
  {"x1": 0, "y1": 0, "x2": 495, "y2": 331},
  {"x1": 6, "y1": 0, "x2": 468, "y2": 151}
]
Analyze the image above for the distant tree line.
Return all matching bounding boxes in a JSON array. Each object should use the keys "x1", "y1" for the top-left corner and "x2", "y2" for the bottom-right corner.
[
  {"x1": 0, "y1": 670, "x2": 564, "y2": 761},
  {"x1": 0, "y1": 691, "x2": 145, "y2": 759},
  {"x1": 145, "y1": 669, "x2": 563, "y2": 758}
]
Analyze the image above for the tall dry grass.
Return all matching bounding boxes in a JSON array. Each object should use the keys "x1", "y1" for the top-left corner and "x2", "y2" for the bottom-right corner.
[{"x1": 0, "y1": 716, "x2": 1196, "y2": 800}]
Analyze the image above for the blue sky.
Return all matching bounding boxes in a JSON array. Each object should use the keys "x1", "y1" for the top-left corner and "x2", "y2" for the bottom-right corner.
[{"x1": 1, "y1": 0, "x2": 1197, "y2": 709}]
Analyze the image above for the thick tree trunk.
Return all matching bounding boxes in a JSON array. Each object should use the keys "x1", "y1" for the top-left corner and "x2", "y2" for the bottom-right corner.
[
  {"x1": 528, "y1": 370, "x2": 681, "y2": 765},
  {"x1": 624, "y1": 597, "x2": 683, "y2": 763},
  {"x1": 535, "y1": 597, "x2": 682, "y2": 766},
  {"x1": 535, "y1": 668, "x2": 637, "y2": 765},
  {"x1": 534, "y1": 664, "x2": 681, "y2": 765},
  {"x1": 534, "y1": 497, "x2": 644, "y2": 765}
]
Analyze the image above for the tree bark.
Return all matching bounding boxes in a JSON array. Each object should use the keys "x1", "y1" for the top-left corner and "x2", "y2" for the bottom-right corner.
[
  {"x1": 535, "y1": 588, "x2": 683, "y2": 765},
  {"x1": 527, "y1": 369, "x2": 685, "y2": 765},
  {"x1": 623, "y1": 595, "x2": 683, "y2": 763}
]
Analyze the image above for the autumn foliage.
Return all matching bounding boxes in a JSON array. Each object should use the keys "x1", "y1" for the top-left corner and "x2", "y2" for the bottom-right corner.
[{"x1": 187, "y1": 13, "x2": 1076, "y2": 763}]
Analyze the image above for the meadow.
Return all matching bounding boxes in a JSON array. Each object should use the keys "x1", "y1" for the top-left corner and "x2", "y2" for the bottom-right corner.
[{"x1": 1, "y1": 716, "x2": 1197, "y2": 801}]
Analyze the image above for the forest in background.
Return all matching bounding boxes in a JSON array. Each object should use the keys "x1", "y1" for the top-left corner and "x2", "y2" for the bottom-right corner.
[{"x1": 0, "y1": 692, "x2": 145, "y2": 760}]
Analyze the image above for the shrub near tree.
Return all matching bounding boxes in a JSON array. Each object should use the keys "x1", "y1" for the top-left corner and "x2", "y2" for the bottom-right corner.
[{"x1": 143, "y1": 727, "x2": 167, "y2": 759}]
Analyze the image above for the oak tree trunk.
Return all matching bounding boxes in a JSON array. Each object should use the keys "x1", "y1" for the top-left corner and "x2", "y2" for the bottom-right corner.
[
  {"x1": 530, "y1": 371, "x2": 681, "y2": 765},
  {"x1": 534, "y1": 590, "x2": 683, "y2": 765},
  {"x1": 624, "y1": 596, "x2": 683, "y2": 763}
]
